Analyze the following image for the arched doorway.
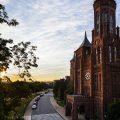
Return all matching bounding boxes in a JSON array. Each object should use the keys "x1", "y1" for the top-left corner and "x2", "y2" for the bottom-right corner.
[
  {"x1": 78, "y1": 105, "x2": 86, "y2": 120},
  {"x1": 65, "y1": 102, "x2": 72, "y2": 116}
]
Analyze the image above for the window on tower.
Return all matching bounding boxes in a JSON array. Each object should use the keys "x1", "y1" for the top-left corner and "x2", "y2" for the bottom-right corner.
[
  {"x1": 109, "y1": 46, "x2": 112, "y2": 62},
  {"x1": 114, "y1": 47, "x2": 118, "y2": 62},
  {"x1": 110, "y1": 15, "x2": 114, "y2": 33},
  {"x1": 96, "y1": 12, "x2": 100, "y2": 35},
  {"x1": 102, "y1": 13, "x2": 108, "y2": 23}
]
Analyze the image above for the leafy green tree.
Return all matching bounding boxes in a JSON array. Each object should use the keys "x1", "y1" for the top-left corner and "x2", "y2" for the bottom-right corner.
[
  {"x1": 53, "y1": 77, "x2": 70, "y2": 102},
  {"x1": 0, "y1": 83, "x2": 5, "y2": 119},
  {"x1": 106, "y1": 101, "x2": 120, "y2": 120},
  {"x1": 53, "y1": 80, "x2": 60, "y2": 98},
  {"x1": 66, "y1": 80, "x2": 74, "y2": 95},
  {"x1": 0, "y1": 38, "x2": 13, "y2": 73},
  {"x1": 0, "y1": 4, "x2": 18, "y2": 119}
]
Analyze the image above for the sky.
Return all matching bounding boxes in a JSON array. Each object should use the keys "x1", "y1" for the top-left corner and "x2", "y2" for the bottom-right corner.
[{"x1": 0, "y1": 0, "x2": 120, "y2": 82}]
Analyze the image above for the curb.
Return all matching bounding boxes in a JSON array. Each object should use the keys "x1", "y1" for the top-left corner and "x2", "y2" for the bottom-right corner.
[
  {"x1": 50, "y1": 97, "x2": 71, "y2": 120},
  {"x1": 24, "y1": 96, "x2": 39, "y2": 120}
]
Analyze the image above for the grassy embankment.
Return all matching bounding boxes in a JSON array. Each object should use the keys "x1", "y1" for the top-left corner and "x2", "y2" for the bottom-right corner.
[
  {"x1": 8, "y1": 93, "x2": 37, "y2": 119},
  {"x1": 55, "y1": 97, "x2": 65, "y2": 107}
]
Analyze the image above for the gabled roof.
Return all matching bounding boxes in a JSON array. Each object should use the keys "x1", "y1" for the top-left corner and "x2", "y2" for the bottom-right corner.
[{"x1": 79, "y1": 31, "x2": 91, "y2": 48}]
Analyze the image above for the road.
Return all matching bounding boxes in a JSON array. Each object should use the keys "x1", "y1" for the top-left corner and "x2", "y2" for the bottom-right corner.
[{"x1": 31, "y1": 92, "x2": 64, "y2": 120}]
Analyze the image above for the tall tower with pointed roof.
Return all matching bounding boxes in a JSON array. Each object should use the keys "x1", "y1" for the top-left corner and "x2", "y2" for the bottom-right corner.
[{"x1": 66, "y1": 0, "x2": 120, "y2": 120}]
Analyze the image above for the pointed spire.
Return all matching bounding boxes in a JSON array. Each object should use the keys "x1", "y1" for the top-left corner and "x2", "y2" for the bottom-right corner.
[
  {"x1": 79, "y1": 31, "x2": 91, "y2": 48},
  {"x1": 85, "y1": 31, "x2": 87, "y2": 39}
]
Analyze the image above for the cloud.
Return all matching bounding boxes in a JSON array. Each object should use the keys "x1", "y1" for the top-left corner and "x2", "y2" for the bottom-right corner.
[
  {"x1": 0, "y1": 0, "x2": 10, "y2": 5},
  {"x1": 0, "y1": 0, "x2": 120, "y2": 81}
]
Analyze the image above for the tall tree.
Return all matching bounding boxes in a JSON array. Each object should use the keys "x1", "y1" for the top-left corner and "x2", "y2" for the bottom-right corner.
[
  {"x1": 0, "y1": 4, "x2": 19, "y2": 75},
  {"x1": 0, "y1": 3, "x2": 19, "y2": 118},
  {"x1": 11, "y1": 42, "x2": 38, "y2": 81}
]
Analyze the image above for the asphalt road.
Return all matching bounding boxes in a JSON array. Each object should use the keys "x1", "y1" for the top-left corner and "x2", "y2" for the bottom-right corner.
[{"x1": 31, "y1": 92, "x2": 64, "y2": 120}]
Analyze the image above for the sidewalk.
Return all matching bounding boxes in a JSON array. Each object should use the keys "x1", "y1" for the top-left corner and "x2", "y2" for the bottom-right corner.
[
  {"x1": 50, "y1": 97, "x2": 71, "y2": 120},
  {"x1": 24, "y1": 96, "x2": 38, "y2": 120}
]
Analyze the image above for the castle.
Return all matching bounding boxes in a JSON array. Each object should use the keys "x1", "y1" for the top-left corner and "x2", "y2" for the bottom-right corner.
[{"x1": 65, "y1": 0, "x2": 120, "y2": 120}]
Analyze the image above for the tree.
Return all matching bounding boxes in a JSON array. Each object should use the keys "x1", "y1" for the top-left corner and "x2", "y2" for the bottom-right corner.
[
  {"x1": 0, "y1": 4, "x2": 38, "y2": 81},
  {"x1": 11, "y1": 42, "x2": 38, "y2": 81},
  {"x1": 66, "y1": 80, "x2": 74, "y2": 95},
  {"x1": 0, "y1": 4, "x2": 18, "y2": 74},
  {"x1": 0, "y1": 3, "x2": 38, "y2": 119},
  {"x1": 0, "y1": 4, "x2": 19, "y2": 119},
  {"x1": 0, "y1": 83, "x2": 5, "y2": 119},
  {"x1": 0, "y1": 38, "x2": 13, "y2": 73},
  {"x1": 106, "y1": 100, "x2": 120, "y2": 120},
  {"x1": 0, "y1": 4, "x2": 18, "y2": 26},
  {"x1": 53, "y1": 77, "x2": 70, "y2": 102}
]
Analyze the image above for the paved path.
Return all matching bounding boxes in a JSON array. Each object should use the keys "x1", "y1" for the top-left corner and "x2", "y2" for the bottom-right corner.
[
  {"x1": 24, "y1": 96, "x2": 38, "y2": 120},
  {"x1": 31, "y1": 93, "x2": 64, "y2": 120},
  {"x1": 50, "y1": 97, "x2": 71, "y2": 120}
]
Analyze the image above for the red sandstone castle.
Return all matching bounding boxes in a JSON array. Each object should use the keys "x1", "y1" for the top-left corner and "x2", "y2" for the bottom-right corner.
[{"x1": 65, "y1": 0, "x2": 120, "y2": 120}]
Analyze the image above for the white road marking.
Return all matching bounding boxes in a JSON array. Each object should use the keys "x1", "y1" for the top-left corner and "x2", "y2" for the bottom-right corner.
[{"x1": 32, "y1": 113, "x2": 64, "y2": 120}]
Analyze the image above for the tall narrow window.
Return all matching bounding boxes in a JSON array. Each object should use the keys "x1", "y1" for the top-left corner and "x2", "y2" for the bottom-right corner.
[
  {"x1": 98, "y1": 47, "x2": 101, "y2": 64},
  {"x1": 110, "y1": 15, "x2": 114, "y2": 34},
  {"x1": 102, "y1": 13, "x2": 108, "y2": 23},
  {"x1": 96, "y1": 12, "x2": 100, "y2": 34},
  {"x1": 99, "y1": 74, "x2": 101, "y2": 91},
  {"x1": 114, "y1": 47, "x2": 117, "y2": 62},
  {"x1": 109, "y1": 46, "x2": 112, "y2": 62},
  {"x1": 100, "y1": 48, "x2": 102, "y2": 63},
  {"x1": 96, "y1": 49, "x2": 98, "y2": 64}
]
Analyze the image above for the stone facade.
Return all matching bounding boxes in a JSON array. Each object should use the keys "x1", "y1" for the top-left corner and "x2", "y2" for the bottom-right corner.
[{"x1": 66, "y1": 0, "x2": 120, "y2": 120}]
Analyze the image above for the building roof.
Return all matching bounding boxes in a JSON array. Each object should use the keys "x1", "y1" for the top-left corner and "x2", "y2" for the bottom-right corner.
[
  {"x1": 79, "y1": 31, "x2": 91, "y2": 48},
  {"x1": 70, "y1": 53, "x2": 75, "y2": 61}
]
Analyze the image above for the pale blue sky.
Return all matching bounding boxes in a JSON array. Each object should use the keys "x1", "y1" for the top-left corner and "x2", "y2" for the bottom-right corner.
[{"x1": 0, "y1": 0, "x2": 120, "y2": 81}]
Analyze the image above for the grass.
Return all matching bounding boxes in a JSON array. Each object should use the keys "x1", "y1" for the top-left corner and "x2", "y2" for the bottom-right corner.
[
  {"x1": 8, "y1": 93, "x2": 37, "y2": 119},
  {"x1": 55, "y1": 97, "x2": 65, "y2": 107}
]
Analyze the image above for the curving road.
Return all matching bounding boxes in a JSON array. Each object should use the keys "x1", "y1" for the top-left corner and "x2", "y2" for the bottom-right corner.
[{"x1": 31, "y1": 92, "x2": 64, "y2": 120}]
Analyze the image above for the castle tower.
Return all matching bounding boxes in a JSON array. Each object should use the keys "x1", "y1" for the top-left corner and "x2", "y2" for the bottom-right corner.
[
  {"x1": 93, "y1": 0, "x2": 116, "y2": 37},
  {"x1": 92, "y1": 0, "x2": 120, "y2": 119}
]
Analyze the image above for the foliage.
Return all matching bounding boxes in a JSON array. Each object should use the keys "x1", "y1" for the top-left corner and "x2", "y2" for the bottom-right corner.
[
  {"x1": 105, "y1": 100, "x2": 120, "y2": 120},
  {"x1": 2, "y1": 81, "x2": 51, "y2": 119},
  {"x1": 11, "y1": 42, "x2": 38, "y2": 81},
  {"x1": 0, "y1": 38, "x2": 13, "y2": 73},
  {"x1": 0, "y1": 3, "x2": 18, "y2": 72},
  {"x1": 0, "y1": 83, "x2": 5, "y2": 119},
  {"x1": 0, "y1": 4, "x2": 18, "y2": 26},
  {"x1": 0, "y1": 4, "x2": 38, "y2": 81},
  {"x1": 53, "y1": 76, "x2": 70, "y2": 105},
  {"x1": 66, "y1": 80, "x2": 74, "y2": 95},
  {"x1": 0, "y1": 3, "x2": 39, "y2": 119}
]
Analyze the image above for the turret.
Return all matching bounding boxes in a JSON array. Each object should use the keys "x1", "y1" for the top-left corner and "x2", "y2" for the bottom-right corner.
[{"x1": 93, "y1": 0, "x2": 116, "y2": 37}]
